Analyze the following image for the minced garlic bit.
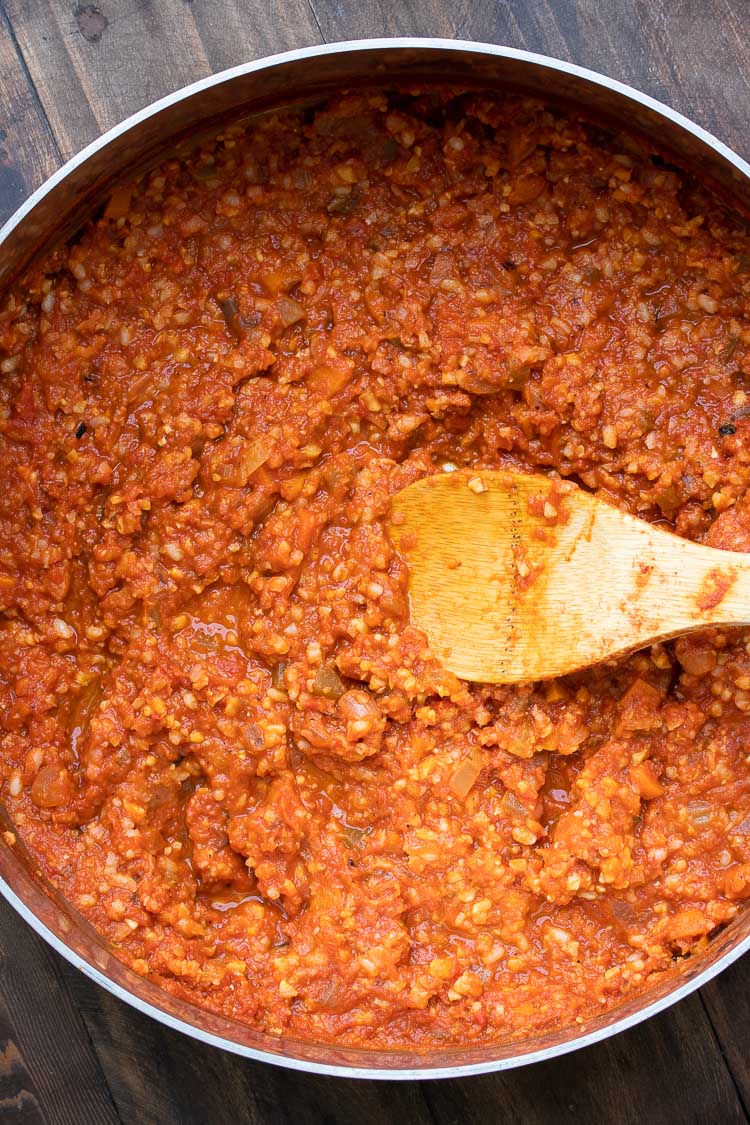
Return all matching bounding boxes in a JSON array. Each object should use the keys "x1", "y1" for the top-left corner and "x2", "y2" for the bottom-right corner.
[
  {"x1": 602, "y1": 424, "x2": 619, "y2": 449},
  {"x1": 467, "y1": 476, "x2": 488, "y2": 494}
]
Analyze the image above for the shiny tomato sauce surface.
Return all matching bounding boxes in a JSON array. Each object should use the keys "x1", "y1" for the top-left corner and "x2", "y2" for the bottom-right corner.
[{"x1": 2, "y1": 90, "x2": 750, "y2": 1049}]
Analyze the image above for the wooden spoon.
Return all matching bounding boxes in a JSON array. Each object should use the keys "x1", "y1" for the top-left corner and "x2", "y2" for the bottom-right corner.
[{"x1": 388, "y1": 469, "x2": 750, "y2": 683}]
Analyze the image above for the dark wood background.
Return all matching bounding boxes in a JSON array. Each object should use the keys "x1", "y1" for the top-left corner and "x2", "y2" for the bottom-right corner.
[{"x1": 1, "y1": 2, "x2": 749, "y2": 1122}]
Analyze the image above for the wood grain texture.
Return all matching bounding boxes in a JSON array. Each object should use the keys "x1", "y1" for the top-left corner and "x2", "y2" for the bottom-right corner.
[
  {"x1": 0, "y1": 2, "x2": 749, "y2": 1122},
  {"x1": 4, "y1": 0, "x2": 212, "y2": 158},
  {"x1": 0, "y1": 6, "x2": 61, "y2": 222},
  {"x1": 0, "y1": 899, "x2": 120, "y2": 1125},
  {"x1": 390, "y1": 470, "x2": 750, "y2": 683},
  {"x1": 701, "y1": 955, "x2": 750, "y2": 1111},
  {"x1": 3, "y1": 0, "x2": 322, "y2": 162},
  {"x1": 186, "y1": 0, "x2": 322, "y2": 72}
]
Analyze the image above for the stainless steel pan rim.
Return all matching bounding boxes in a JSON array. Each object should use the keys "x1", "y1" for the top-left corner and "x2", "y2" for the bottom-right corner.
[
  {"x1": 1, "y1": 36, "x2": 749, "y2": 1080},
  {"x1": 3, "y1": 37, "x2": 750, "y2": 257}
]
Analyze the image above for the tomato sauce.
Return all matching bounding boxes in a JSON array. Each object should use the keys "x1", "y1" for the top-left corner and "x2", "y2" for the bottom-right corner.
[{"x1": 1, "y1": 89, "x2": 750, "y2": 1049}]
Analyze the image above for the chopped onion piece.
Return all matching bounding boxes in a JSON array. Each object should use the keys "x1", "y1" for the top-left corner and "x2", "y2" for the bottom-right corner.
[
  {"x1": 277, "y1": 296, "x2": 305, "y2": 326},
  {"x1": 449, "y1": 748, "x2": 485, "y2": 799}
]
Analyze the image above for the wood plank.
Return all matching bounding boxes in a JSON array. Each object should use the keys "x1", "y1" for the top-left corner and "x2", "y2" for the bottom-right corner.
[
  {"x1": 3, "y1": 0, "x2": 212, "y2": 158},
  {"x1": 423, "y1": 993, "x2": 747, "y2": 1125},
  {"x1": 4, "y1": 0, "x2": 323, "y2": 162},
  {"x1": 0, "y1": 6, "x2": 61, "y2": 226},
  {"x1": 186, "y1": 0, "x2": 322, "y2": 72},
  {"x1": 308, "y1": 0, "x2": 750, "y2": 159},
  {"x1": 305, "y1": 0, "x2": 455, "y2": 39},
  {"x1": 549, "y1": 0, "x2": 750, "y2": 161},
  {"x1": 0, "y1": 899, "x2": 121, "y2": 1125},
  {"x1": 701, "y1": 955, "x2": 750, "y2": 1112},
  {"x1": 64, "y1": 958, "x2": 436, "y2": 1125}
]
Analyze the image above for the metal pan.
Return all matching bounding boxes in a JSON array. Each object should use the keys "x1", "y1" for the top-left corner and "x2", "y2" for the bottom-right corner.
[{"x1": 1, "y1": 38, "x2": 749, "y2": 1080}]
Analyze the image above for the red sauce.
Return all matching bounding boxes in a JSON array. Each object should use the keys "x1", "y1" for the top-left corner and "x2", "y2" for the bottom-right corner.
[{"x1": 1, "y1": 89, "x2": 750, "y2": 1049}]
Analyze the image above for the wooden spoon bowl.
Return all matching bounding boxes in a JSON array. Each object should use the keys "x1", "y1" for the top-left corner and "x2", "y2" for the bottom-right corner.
[{"x1": 388, "y1": 469, "x2": 750, "y2": 683}]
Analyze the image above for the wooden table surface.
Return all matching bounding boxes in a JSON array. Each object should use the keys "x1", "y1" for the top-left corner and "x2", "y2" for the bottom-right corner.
[{"x1": 1, "y1": 2, "x2": 749, "y2": 1122}]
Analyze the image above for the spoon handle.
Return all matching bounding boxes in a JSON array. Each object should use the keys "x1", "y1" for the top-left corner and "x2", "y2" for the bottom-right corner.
[
  {"x1": 507, "y1": 489, "x2": 750, "y2": 677},
  {"x1": 390, "y1": 470, "x2": 750, "y2": 683},
  {"x1": 622, "y1": 520, "x2": 750, "y2": 636}
]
